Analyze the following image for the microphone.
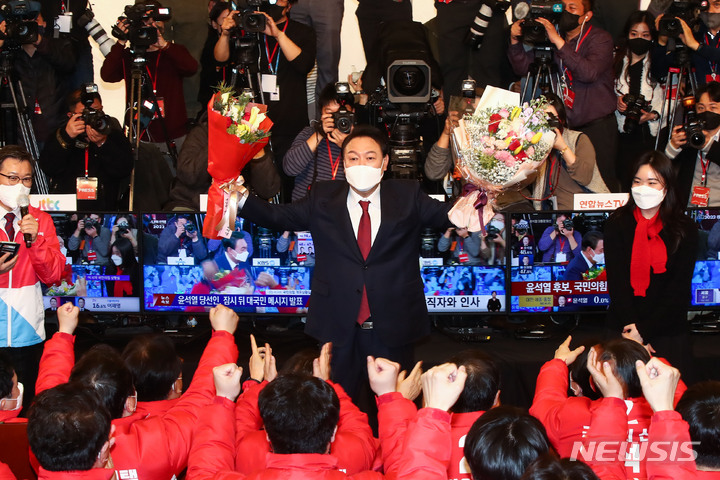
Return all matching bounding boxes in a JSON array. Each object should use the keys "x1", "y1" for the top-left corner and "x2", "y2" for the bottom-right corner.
[{"x1": 17, "y1": 194, "x2": 32, "y2": 248}]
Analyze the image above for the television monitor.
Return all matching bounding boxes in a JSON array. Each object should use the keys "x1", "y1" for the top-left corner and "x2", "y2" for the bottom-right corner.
[
  {"x1": 42, "y1": 212, "x2": 141, "y2": 313},
  {"x1": 141, "y1": 213, "x2": 313, "y2": 313},
  {"x1": 688, "y1": 208, "x2": 720, "y2": 308},
  {"x1": 509, "y1": 211, "x2": 610, "y2": 314},
  {"x1": 418, "y1": 212, "x2": 507, "y2": 314}
]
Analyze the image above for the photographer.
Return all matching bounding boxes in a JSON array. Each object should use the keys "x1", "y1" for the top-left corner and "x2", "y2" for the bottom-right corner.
[
  {"x1": 480, "y1": 212, "x2": 507, "y2": 265},
  {"x1": 38, "y1": 88, "x2": 133, "y2": 211},
  {"x1": 109, "y1": 215, "x2": 138, "y2": 255},
  {"x1": 283, "y1": 82, "x2": 356, "y2": 201},
  {"x1": 438, "y1": 226, "x2": 484, "y2": 265},
  {"x1": 100, "y1": 1, "x2": 198, "y2": 160},
  {"x1": 508, "y1": 0, "x2": 617, "y2": 191},
  {"x1": 198, "y1": 2, "x2": 234, "y2": 108},
  {"x1": 652, "y1": 0, "x2": 720, "y2": 87},
  {"x1": 68, "y1": 214, "x2": 112, "y2": 266},
  {"x1": 157, "y1": 215, "x2": 208, "y2": 264},
  {"x1": 664, "y1": 81, "x2": 720, "y2": 206},
  {"x1": 214, "y1": 0, "x2": 316, "y2": 202},
  {"x1": 537, "y1": 213, "x2": 581, "y2": 263}
]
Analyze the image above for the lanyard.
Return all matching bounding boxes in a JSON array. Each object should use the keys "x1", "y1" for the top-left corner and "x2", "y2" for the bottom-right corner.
[
  {"x1": 700, "y1": 151, "x2": 710, "y2": 186},
  {"x1": 563, "y1": 26, "x2": 593, "y2": 86},
  {"x1": 84, "y1": 148, "x2": 89, "y2": 177},
  {"x1": 558, "y1": 237, "x2": 566, "y2": 253},
  {"x1": 706, "y1": 33, "x2": 719, "y2": 74},
  {"x1": 263, "y1": 22, "x2": 289, "y2": 74},
  {"x1": 326, "y1": 139, "x2": 341, "y2": 180},
  {"x1": 145, "y1": 51, "x2": 163, "y2": 94}
]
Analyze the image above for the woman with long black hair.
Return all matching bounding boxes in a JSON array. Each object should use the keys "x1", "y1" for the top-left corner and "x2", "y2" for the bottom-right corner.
[
  {"x1": 106, "y1": 237, "x2": 140, "y2": 297},
  {"x1": 605, "y1": 151, "x2": 697, "y2": 371}
]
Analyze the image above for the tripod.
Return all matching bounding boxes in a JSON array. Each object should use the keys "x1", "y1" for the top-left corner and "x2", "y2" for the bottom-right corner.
[
  {"x1": 655, "y1": 41, "x2": 697, "y2": 150},
  {"x1": 229, "y1": 34, "x2": 265, "y2": 105},
  {"x1": 125, "y1": 47, "x2": 178, "y2": 209},
  {"x1": 520, "y1": 46, "x2": 561, "y2": 104},
  {"x1": 0, "y1": 50, "x2": 49, "y2": 194}
]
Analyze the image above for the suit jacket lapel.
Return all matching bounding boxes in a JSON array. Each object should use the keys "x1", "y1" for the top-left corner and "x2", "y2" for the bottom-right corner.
[
  {"x1": 370, "y1": 182, "x2": 399, "y2": 259},
  {"x1": 320, "y1": 182, "x2": 363, "y2": 260}
]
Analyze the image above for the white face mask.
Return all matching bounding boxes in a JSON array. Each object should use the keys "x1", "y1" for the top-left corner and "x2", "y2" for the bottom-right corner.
[
  {"x1": 489, "y1": 219, "x2": 504, "y2": 231},
  {"x1": 632, "y1": 185, "x2": 666, "y2": 210},
  {"x1": 0, "y1": 183, "x2": 30, "y2": 211},
  {"x1": 4, "y1": 382, "x2": 23, "y2": 411},
  {"x1": 592, "y1": 251, "x2": 605, "y2": 265},
  {"x1": 111, "y1": 255, "x2": 123, "y2": 266},
  {"x1": 345, "y1": 165, "x2": 384, "y2": 192},
  {"x1": 234, "y1": 250, "x2": 249, "y2": 263}
]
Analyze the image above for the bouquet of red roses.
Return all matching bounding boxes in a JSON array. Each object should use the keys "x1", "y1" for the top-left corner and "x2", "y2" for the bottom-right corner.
[{"x1": 204, "y1": 88, "x2": 273, "y2": 239}]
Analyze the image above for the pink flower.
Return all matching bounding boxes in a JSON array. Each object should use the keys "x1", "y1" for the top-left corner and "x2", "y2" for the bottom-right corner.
[
  {"x1": 526, "y1": 146, "x2": 535, "y2": 157},
  {"x1": 494, "y1": 150, "x2": 516, "y2": 167},
  {"x1": 499, "y1": 108, "x2": 510, "y2": 119}
]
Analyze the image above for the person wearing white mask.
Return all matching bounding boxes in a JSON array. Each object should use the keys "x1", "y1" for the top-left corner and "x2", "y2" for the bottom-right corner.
[
  {"x1": 562, "y1": 230, "x2": 603, "y2": 281},
  {"x1": 0, "y1": 352, "x2": 24, "y2": 421},
  {"x1": 0, "y1": 145, "x2": 65, "y2": 407},
  {"x1": 235, "y1": 125, "x2": 453, "y2": 401},
  {"x1": 604, "y1": 151, "x2": 697, "y2": 372}
]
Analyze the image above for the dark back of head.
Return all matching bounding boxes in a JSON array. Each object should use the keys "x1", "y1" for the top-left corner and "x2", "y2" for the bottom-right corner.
[
  {"x1": 341, "y1": 125, "x2": 389, "y2": 157},
  {"x1": 447, "y1": 350, "x2": 500, "y2": 413},
  {"x1": 581, "y1": 231, "x2": 603, "y2": 251},
  {"x1": 122, "y1": 334, "x2": 181, "y2": 402},
  {"x1": 70, "y1": 344, "x2": 135, "y2": 418},
  {"x1": 696, "y1": 81, "x2": 720, "y2": 103},
  {"x1": 0, "y1": 350, "x2": 14, "y2": 399},
  {"x1": 209, "y1": 1, "x2": 229, "y2": 23},
  {"x1": 28, "y1": 383, "x2": 111, "y2": 472},
  {"x1": 569, "y1": 339, "x2": 602, "y2": 401},
  {"x1": 279, "y1": 348, "x2": 319, "y2": 376},
  {"x1": 521, "y1": 454, "x2": 599, "y2": 480},
  {"x1": 675, "y1": 381, "x2": 720, "y2": 469},
  {"x1": 597, "y1": 339, "x2": 650, "y2": 398},
  {"x1": 464, "y1": 405, "x2": 551, "y2": 480},
  {"x1": 258, "y1": 374, "x2": 339, "y2": 454}
]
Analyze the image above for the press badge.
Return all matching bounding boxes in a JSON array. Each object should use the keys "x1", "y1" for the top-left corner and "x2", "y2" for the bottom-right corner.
[
  {"x1": 156, "y1": 97, "x2": 166, "y2": 118},
  {"x1": 262, "y1": 74, "x2": 280, "y2": 101},
  {"x1": 555, "y1": 252, "x2": 567, "y2": 263},
  {"x1": 76, "y1": 177, "x2": 98, "y2": 200},
  {"x1": 691, "y1": 185, "x2": 710, "y2": 207},
  {"x1": 459, "y1": 252, "x2": 469, "y2": 263}
]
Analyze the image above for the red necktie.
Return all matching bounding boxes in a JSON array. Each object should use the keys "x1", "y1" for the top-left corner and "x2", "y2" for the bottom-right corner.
[
  {"x1": 5, "y1": 213, "x2": 15, "y2": 242},
  {"x1": 356, "y1": 201, "x2": 371, "y2": 325}
]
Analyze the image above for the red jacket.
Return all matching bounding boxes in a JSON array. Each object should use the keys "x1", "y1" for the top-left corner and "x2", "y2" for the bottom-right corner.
[
  {"x1": 530, "y1": 359, "x2": 687, "y2": 480},
  {"x1": 0, "y1": 409, "x2": 23, "y2": 423},
  {"x1": 135, "y1": 398, "x2": 179, "y2": 418},
  {"x1": 0, "y1": 206, "x2": 65, "y2": 348},
  {"x1": 35, "y1": 329, "x2": 239, "y2": 480},
  {"x1": 188, "y1": 398, "x2": 451, "y2": 480},
  {"x1": 376, "y1": 392, "x2": 483, "y2": 479},
  {"x1": 0, "y1": 461, "x2": 15, "y2": 480},
  {"x1": 579, "y1": 397, "x2": 629, "y2": 480},
  {"x1": 234, "y1": 380, "x2": 377, "y2": 474},
  {"x1": 37, "y1": 468, "x2": 114, "y2": 480}
]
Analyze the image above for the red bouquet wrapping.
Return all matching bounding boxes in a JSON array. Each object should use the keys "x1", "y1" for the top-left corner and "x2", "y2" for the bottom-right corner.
[{"x1": 204, "y1": 90, "x2": 273, "y2": 239}]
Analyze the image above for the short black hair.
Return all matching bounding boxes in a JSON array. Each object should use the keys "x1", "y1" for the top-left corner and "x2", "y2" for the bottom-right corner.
[
  {"x1": 0, "y1": 351, "x2": 15, "y2": 399},
  {"x1": 258, "y1": 374, "x2": 339, "y2": 454},
  {"x1": 464, "y1": 406, "x2": 551, "y2": 480},
  {"x1": 569, "y1": 339, "x2": 602, "y2": 401},
  {"x1": 122, "y1": 334, "x2": 182, "y2": 402},
  {"x1": 447, "y1": 350, "x2": 500, "y2": 413},
  {"x1": 279, "y1": 348, "x2": 320, "y2": 376},
  {"x1": 209, "y1": 1, "x2": 229, "y2": 23},
  {"x1": 28, "y1": 383, "x2": 111, "y2": 472},
  {"x1": 543, "y1": 93, "x2": 567, "y2": 128},
  {"x1": 70, "y1": 344, "x2": 135, "y2": 418},
  {"x1": 597, "y1": 339, "x2": 650, "y2": 399},
  {"x1": 221, "y1": 230, "x2": 254, "y2": 256},
  {"x1": 675, "y1": 381, "x2": 720, "y2": 469},
  {"x1": 318, "y1": 82, "x2": 355, "y2": 111},
  {"x1": 696, "y1": 81, "x2": 720, "y2": 103},
  {"x1": 0, "y1": 145, "x2": 33, "y2": 171},
  {"x1": 521, "y1": 454, "x2": 599, "y2": 480},
  {"x1": 341, "y1": 125, "x2": 389, "y2": 158},
  {"x1": 581, "y1": 231, "x2": 603, "y2": 251}
]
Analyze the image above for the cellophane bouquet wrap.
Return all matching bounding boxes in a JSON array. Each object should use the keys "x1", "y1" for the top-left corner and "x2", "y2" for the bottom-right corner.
[
  {"x1": 450, "y1": 96, "x2": 555, "y2": 232},
  {"x1": 204, "y1": 89, "x2": 273, "y2": 240}
]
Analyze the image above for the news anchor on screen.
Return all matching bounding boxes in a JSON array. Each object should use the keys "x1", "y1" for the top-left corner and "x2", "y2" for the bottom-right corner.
[{"x1": 234, "y1": 125, "x2": 453, "y2": 399}]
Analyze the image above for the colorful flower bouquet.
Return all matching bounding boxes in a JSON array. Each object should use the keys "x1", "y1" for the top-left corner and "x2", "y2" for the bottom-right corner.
[
  {"x1": 450, "y1": 94, "x2": 556, "y2": 233},
  {"x1": 203, "y1": 87, "x2": 273, "y2": 240}
]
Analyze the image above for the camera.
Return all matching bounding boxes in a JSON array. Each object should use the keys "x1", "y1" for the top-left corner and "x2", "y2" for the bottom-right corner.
[
  {"x1": 555, "y1": 218, "x2": 574, "y2": 232},
  {"x1": 111, "y1": 3, "x2": 172, "y2": 49},
  {"x1": 517, "y1": 0, "x2": 563, "y2": 46},
  {"x1": 185, "y1": 223, "x2": 197, "y2": 234},
  {"x1": 84, "y1": 218, "x2": 98, "y2": 230},
  {"x1": 77, "y1": 9, "x2": 114, "y2": 57},
  {"x1": 658, "y1": 0, "x2": 708, "y2": 38},
  {"x1": 621, "y1": 94, "x2": 650, "y2": 134},
  {"x1": 682, "y1": 96, "x2": 707, "y2": 149},
  {"x1": 546, "y1": 112, "x2": 562, "y2": 130},
  {"x1": 80, "y1": 84, "x2": 112, "y2": 136},
  {"x1": 117, "y1": 223, "x2": 130, "y2": 235},
  {"x1": 332, "y1": 82, "x2": 355, "y2": 134},
  {"x1": 465, "y1": 0, "x2": 511, "y2": 49},
  {"x1": 232, "y1": 0, "x2": 279, "y2": 34},
  {"x1": 461, "y1": 78, "x2": 477, "y2": 99},
  {"x1": 486, "y1": 224, "x2": 501, "y2": 240},
  {"x1": 0, "y1": 0, "x2": 42, "y2": 48}
]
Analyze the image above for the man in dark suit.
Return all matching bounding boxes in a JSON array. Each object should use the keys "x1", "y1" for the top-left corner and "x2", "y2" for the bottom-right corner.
[
  {"x1": 237, "y1": 125, "x2": 452, "y2": 398},
  {"x1": 214, "y1": 231, "x2": 253, "y2": 273},
  {"x1": 562, "y1": 231, "x2": 604, "y2": 281}
]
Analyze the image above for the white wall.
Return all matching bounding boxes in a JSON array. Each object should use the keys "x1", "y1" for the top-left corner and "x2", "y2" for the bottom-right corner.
[{"x1": 90, "y1": 0, "x2": 437, "y2": 120}]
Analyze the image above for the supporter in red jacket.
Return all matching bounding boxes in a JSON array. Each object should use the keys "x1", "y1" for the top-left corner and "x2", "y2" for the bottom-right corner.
[
  {"x1": 370, "y1": 350, "x2": 499, "y2": 479},
  {"x1": 35, "y1": 302, "x2": 240, "y2": 480},
  {"x1": 530, "y1": 336, "x2": 687, "y2": 480},
  {"x1": 234, "y1": 341, "x2": 377, "y2": 475},
  {"x1": 188, "y1": 362, "x2": 461, "y2": 480},
  {"x1": 27, "y1": 383, "x2": 116, "y2": 480},
  {"x1": 522, "y1": 455, "x2": 604, "y2": 480},
  {"x1": 121, "y1": 334, "x2": 184, "y2": 417}
]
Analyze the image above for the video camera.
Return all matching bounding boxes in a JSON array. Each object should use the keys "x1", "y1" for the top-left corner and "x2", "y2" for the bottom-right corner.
[
  {"x1": 111, "y1": 2, "x2": 172, "y2": 50},
  {"x1": 80, "y1": 83, "x2": 112, "y2": 136},
  {"x1": 682, "y1": 96, "x2": 707, "y2": 149},
  {"x1": 515, "y1": 0, "x2": 563, "y2": 46},
  {"x1": 231, "y1": 0, "x2": 272, "y2": 34},
  {"x1": 621, "y1": 94, "x2": 650, "y2": 134},
  {"x1": 332, "y1": 82, "x2": 355, "y2": 134},
  {"x1": 658, "y1": 0, "x2": 708, "y2": 38},
  {"x1": 0, "y1": 0, "x2": 42, "y2": 48}
]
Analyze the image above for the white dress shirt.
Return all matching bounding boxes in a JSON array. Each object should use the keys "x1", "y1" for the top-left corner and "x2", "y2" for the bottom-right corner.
[{"x1": 347, "y1": 185, "x2": 382, "y2": 246}]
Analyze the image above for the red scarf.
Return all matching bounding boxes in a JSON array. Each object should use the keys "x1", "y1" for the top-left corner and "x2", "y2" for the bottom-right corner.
[{"x1": 631, "y1": 207, "x2": 667, "y2": 297}]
